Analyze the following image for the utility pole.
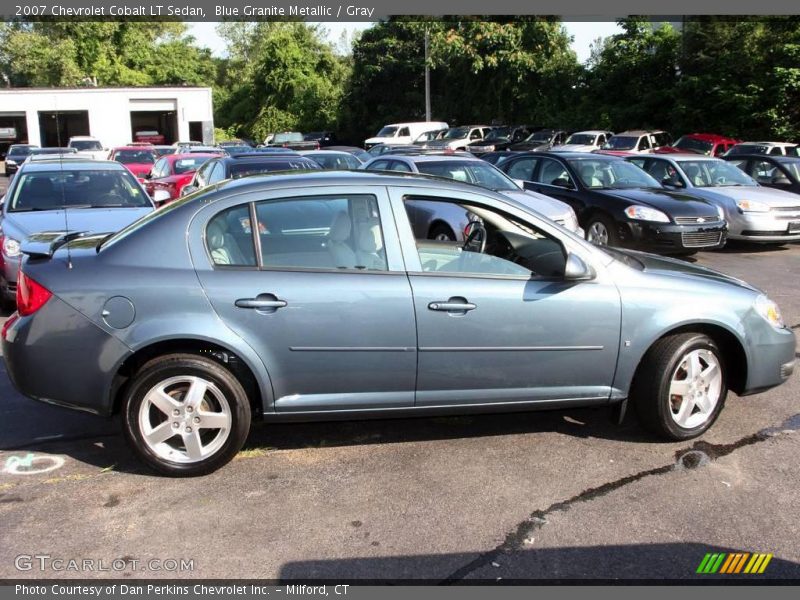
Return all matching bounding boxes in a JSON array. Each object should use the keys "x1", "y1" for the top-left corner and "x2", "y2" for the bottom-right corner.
[{"x1": 424, "y1": 28, "x2": 431, "y2": 122}]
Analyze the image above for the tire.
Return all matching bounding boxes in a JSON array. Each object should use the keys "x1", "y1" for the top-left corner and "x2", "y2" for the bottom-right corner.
[
  {"x1": 631, "y1": 333, "x2": 727, "y2": 440},
  {"x1": 122, "y1": 353, "x2": 251, "y2": 476},
  {"x1": 429, "y1": 223, "x2": 456, "y2": 242},
  {"x1": 585, "y1": 214, "x2": 620, "y2": 247}
]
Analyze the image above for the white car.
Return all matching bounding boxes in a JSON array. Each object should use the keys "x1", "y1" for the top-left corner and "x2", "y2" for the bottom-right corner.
[
  {"x1": 725, "y1": 142, "x2": 798, "y2": 157},
  {"x1": 67, "y1": 136, "x2": 108, "y2": 161},
  {"x1": 553, "y1": 130, "x2": 614, "y2": 152},
  {"x1": 421, "y1": 125, "x2": 493, "y2": 151},
  {"x1": 364, "y1": 121, "x2": 448, "y2": 150}
]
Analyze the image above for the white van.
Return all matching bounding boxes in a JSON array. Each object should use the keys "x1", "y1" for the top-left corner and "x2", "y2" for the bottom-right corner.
[{"x1": 364, "y1": 121, "x2": 448, "y2": 150}]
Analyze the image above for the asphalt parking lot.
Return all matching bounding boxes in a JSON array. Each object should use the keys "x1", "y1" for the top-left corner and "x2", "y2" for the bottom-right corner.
[{"x1": 0, "y1": 171, "x2": 798, "y2": 581}]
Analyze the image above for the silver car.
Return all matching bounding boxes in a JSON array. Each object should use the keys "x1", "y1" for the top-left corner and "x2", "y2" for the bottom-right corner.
[
  {"x1": 422, "y1": 126, "x2": 493, "y2": 151},
  {"x1": 360, "y1": 154, "x2": 582, "y2": 236},
  {"x1": 628, "y1": 154, "x2": 800, "y2": 242},
  {"x1": 3, "y1": 172, "x2": 794, "y2": 476}
]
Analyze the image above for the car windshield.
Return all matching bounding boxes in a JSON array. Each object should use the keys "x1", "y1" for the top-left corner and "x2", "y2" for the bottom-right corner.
[
  {"x1": 173, "y1": 157, "x2": 211, "y2": 174},
  {"x1": 304, "y1": 132, "x2": 323, "y2": 140},
  {"x1": 32, "y1": 148, "x2": 76, "y2": 155},
  {"x1": 376, "y1": 126, "x2": 398, "y2": 137},
  {"x1": 70, "y1": 140, "x2": 103, "y2": 151},
  {"x1": 484, "y1": 128, "x2": 511, "y2": 141},
  {"x1": 114, "y1": 150, "x2": 155, "y2": 164},
  {"x1": 8, "y1": 146, "x2": 34, "y2": 157},
  {"x1": 8, "y1": 169, "x2": 152, "y2": 211},
  {"x1": 673, "y1": 137, "x2": 714, "y2": 155},
  {"x1": 527, "y1": 132, "x2": 554, "y2": 143},
  {"x1": 565, "y1": 134, "x2": 597, "y2": 145},
  {"x1": 416, "y1": 160, "x2": 517, "y2": 191},
  {"x1": 443, "y1": 127, "x2": 469, "y2": 139},
  {"x1": 678, "y1": 160, "x2": 755, "y2": 187},
  {"x1": 272, "y1": 133, "x2": 303, "y2": 144},
  {"x1": 728, "y1": 144, "x2": 769, "y2": 155},
  {"x1": 229, "y1": 160, "x2": 319, "y2": 178},
  {"x1": 602, "y1": 136, "x2": 638, "y2": 150},
  {"x1": 780, "y1": 160, "x2": 800, "y2": 180},
  {"x1": 307, "y1": 153, "x2": 361, "y2": 169},
  {"x1": 569, "y1": 159, "x2": 661, "y2": 189}
]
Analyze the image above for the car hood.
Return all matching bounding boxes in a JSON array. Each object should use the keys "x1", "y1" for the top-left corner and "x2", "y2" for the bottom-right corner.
[
  {"x1": 688, "y1": 185, "x2": 800, "y2": 208},
  {"x1": 594, "y1": 187, "x2": 716, "y2": 215},
  {"x1": 469, "y1": 139, "x2": 509, "y2": 148},
  {"x1": 613, "y1": 248, "x2": 760, "y2": 293},
  {"x1": 4, "y1": 207, "x2": 153, "y2": 238},
  {"x1": 510, "y1": 141, "x2": 546, "y2": 150},
  {"x1": 499, "y1": 189, "x2": 571, "y2": 219}
]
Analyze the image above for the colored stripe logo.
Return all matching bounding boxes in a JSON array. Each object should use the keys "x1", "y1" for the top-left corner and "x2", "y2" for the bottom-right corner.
[{"x1": 697, "y1": 552, "x2": 773, "y2": 574}]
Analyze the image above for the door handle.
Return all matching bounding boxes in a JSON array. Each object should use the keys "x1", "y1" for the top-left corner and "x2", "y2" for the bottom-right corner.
[
  {"x1": 235, "y1": 294, "x2": 287, "y2": 311},
  {"x1": 428, "y1": 301, "x2": 476, "y2": 312}
]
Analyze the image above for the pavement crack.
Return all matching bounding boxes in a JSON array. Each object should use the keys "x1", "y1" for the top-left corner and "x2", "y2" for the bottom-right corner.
[{"x1": 441, "y1": 412, "x2": 800, "y2": 584}]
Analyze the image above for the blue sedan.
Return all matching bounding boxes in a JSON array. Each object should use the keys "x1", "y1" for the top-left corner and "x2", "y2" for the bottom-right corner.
[{"x1": 2, "y1": 171, "x2": 795, "y2": 476}]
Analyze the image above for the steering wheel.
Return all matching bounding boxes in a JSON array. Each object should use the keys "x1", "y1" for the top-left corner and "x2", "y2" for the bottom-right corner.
[{"x1": 463, "y1": 221, "x2": 487, "y2": 254}]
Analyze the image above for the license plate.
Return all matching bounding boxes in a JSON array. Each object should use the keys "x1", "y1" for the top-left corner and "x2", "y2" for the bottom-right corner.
[{"x1": 789, "y1": 222, "x2": 800, "y2": 234}]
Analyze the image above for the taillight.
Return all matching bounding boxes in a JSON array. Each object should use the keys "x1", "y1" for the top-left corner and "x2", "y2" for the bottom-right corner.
[{"x1": 16, "y1": 271, "x2": 52, "y2": 316}]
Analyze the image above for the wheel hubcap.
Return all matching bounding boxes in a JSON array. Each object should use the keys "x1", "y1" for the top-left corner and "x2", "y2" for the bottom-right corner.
[
  {"x1": 668, "y1": 349, "x2": 722, "y2": 429},
  {"x1": 587, "y1": 222, "x2": 609, "y2": 246},
  {"x1": 138, "y1": 375, "x2": 232, "y2": 464},
  {"x1": 434, "y1": 232, "x2": 452, "y2": 241}
]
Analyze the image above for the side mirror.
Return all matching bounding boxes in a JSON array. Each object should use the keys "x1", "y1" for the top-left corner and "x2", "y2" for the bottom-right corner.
[
  {"x1": 564, "y1": 253, "x2": 596, "y2": 281},
  {"x1": 152, "y1": 189, "x2": 171, "y2": 205},
  {"x1": 181, "y1": 185, "x2": 197, "y2": 196}
]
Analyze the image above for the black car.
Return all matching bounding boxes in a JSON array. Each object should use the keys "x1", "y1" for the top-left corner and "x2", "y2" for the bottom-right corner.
[
  {"x1": 509, "y1": 129, "x2": 569, "y2": 152},
  {"x1": 325, "y1": 146, "x2": 371, "y2": 162},
  {"x1": 479, "y1": 151, "x2": 523, "y2": 166},
  {"x1": 466, "y1": 125, "x2": 532, "y2": 155},
  {"x1": 303, "y1": 131, "x2": 338, "y2": 147},
  {"x1": 181, "y1": 153, "x2": 321, "y2": 196},
  {"x1": 3, "y1": 144, "x2": 38, "y2": 176},
  {"x1": 724, "y1": 154, "x2": 800, "y2": 195},
  {"x1": 498, "y1": 152, "x2": 727, "y2": 254}
]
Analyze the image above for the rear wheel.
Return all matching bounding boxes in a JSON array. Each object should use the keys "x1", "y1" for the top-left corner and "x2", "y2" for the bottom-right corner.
[
  {"x1": 632, "y1": 333, "x2": 727, "y2": 440},
  {"x1": 585, "y1": 214, "x2": 619, "y2": 247},
  {"x1": 122, "y1": 354, "x2": 251, "y2": 476}
]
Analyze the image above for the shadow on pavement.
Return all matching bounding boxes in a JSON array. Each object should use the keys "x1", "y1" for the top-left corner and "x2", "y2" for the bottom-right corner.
[{"x1": 278, "y1": 542, "x2": 800, "y2": 582}]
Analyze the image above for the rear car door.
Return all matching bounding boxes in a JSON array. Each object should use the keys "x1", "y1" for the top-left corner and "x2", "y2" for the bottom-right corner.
[
  {"x1": 191, "y1": 185, "x2": 417, "y2": 413},
  {"x1": 388, "y1": 185, "x2": 621, "y2": 406}
]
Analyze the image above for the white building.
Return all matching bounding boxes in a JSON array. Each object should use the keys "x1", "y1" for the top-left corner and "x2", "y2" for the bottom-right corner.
[{"x1": 0, "y1": 86, "x2": 214, "y2": 151}]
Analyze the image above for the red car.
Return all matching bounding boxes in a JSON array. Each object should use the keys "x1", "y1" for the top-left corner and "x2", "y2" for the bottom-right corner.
[
  {"x1": 133, "y1": 130, "x2": 166, "y2": 145},
  {"x1": 655, "y1": 133, "x2": 740, "y2": 157},
  {"x1": 144, "y1": 153, "x2": 219, "y2": 204},
  {"x1": 108, "y1": 146, "x2": 158, "y2": 181}
]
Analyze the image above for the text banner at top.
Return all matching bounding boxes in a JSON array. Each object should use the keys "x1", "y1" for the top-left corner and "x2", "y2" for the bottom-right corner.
[{"x1": 2, "y1": 0, "x2": 800, "y2": 21}]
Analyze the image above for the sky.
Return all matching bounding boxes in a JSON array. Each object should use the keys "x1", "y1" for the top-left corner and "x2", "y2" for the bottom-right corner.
[{"x1": 186, "y1": 21, "x2": 623, "y2": 64}]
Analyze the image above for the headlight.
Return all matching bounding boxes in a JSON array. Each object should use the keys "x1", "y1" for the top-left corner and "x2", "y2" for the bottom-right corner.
[
  {"x1": 755, "y1": 294, "x2": 785, "y2": 329},
  {"x1": 624, "y1": 205, "x2": 670, "y2": 223},
  {"x1": 716, "y1": 205, "x2": 725, "y2": 219},
  {"x1": 481, "y1": 145, "x2": 495, "y2": 152},
  {"x1": 5, "y1": 159, "x2": 16, "y2": 166},
  {"x1": 3, "y1": 237, "x2": 20, "y2": 257},
  {"x1": 736, "y1": 199, "x2": 770, "y2": 213}
]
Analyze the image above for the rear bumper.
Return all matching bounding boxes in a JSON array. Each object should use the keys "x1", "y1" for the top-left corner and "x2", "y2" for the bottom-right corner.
[
  {"x1": 622, "y1": 221, "x2": 727, "y2": 253},
  {"x1": 2, "y1": 295, "x2": 130, "y2": 415}
]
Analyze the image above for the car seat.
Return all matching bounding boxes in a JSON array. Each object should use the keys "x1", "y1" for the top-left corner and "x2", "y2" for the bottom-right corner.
[
  {"x1": 326, "y1": 211, "x2": 356, "y2": 268},
  {"x1": 208, "y1": 221, "x2": 247, "y2": 265},
  {"x1": 683, "y1": 164, "x2": 705, "y2": 186},
  {"x1": 355, "y1": 221, "x2": 385, "y2": 270},
  {"x1": 579, "y1": 164, "x2": 602, "y2": 188}
]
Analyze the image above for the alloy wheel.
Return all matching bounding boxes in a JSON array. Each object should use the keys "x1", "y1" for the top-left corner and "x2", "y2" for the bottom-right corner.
[
  {"x1": 587, "y1": 221, "x2": 609, "y2": 246},
  {"x1": 667, "y1": 349, "x2": 722, "y2": 429}
]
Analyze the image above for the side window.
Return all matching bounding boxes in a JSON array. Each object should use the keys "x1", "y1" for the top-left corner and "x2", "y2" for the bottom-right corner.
[
  {"x1": 512, "y1": 129, "x2": 527, "y2": 142},
  {"x1": 367, "y1": 160, "x2": 390, "y2": 171},
  {"x1": 255, "y1": 195, "x2": 387, "y2": 271},
  {"x1": 196, "y1": 161, "x2": 215, "y2": 186},
  {"x1": 637, "y1": 137, "x2": 650, "y2": 151},
  {"x1": 398, "y1": 127, "x2": 410, "y2": 137},
  {"x1": 769, "y1": 146, "x2": 783, "y2": 156},
  {"x1": 505, "y1": 157, "x2": 537, "y2": 181},
  {"x1": 713, "y1": 144, "x2": 725, "y2": 157},
  {"x1": 753, "y1": 160, "x2": 776, "y2": 183},
  {"x1": 151, "y1": 158, "x2": 167, "y2": 178},
  {"x1": 726, "y1": 159, "x2": 748, "y2": 172},
  {"x1": 536, "y1": 158, "x2": 574, "y2": 188},
  {"x1": 206, "y1": 205, "x2": 258, "y2": 267},
  {"x1": 469, "y1": 129, "x2": 482, "y2": 140},
  {"x1": 208, "y1": 162, "x2": 226, "y2": 184},
  {"x1": 388, "y1": 161, "x2": 412, "y2": 172},
  {"x1": 404, "y1": 196, "x2": 566, "y2": 279}
]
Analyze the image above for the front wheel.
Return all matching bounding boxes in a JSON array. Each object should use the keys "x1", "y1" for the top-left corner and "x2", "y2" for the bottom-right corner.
[
  {"x1": 123, "y1": 354, "x2": 251, "y2": 476},
  {"x1": 585, "y1": 214, "x2": 619, "y2": 247},
  {"x1": 631, "y1": 333, "x2": 727, "y2": 440}
]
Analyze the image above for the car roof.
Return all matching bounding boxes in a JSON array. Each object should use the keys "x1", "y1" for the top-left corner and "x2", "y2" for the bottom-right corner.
[
  {"x1": 679, "y1": 133, "x2": 737, "y2": 142},
  {"x1": 614, "y1": 130, "x2": 665, "y2": 136},
  {"x1": 113, "y1": 146, "x2": 155, "y2": 151},
  {"x1": 380, "y1": 154, "x2": 484, "y2": 164},
  {"x1": 735, "y1": 141, "x2": 795, "y2": 146},
  {"x1": 69, "y1": 136, "x2": 99, "y2": 140},
  {"x1": 727, "y1": 154, "x2": 800, "y2": 163},
  {"x1": 20, "y1": 159, "x2": 126, "y2": 172},
  {"x1": 168, "y1": 152, "x2": 219, "y2": 161},
  {"x1": 220, "y1": 154, "x2": 317, "y2": 164},
  {"x1": 531, "y1": 151, "x2": 622, "y2": 161},
  {"x1": 570, "y1": 130, "x2": 611, "y2": 135}
]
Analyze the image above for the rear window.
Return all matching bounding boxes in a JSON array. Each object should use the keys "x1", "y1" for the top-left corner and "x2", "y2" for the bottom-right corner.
[
  {"x1": 8, "y1": 169, "x2": 152, "y2": 212},
  {"x1": 173, "y1": 157, "x2": 211, "y2": 174},
  {"x1": 114, "y1": 150, "x2": 155, "y2": 164},
  {"x1": 70, "y1": 140, "x2": 103, "y2": 151},
  {"x1": 229, "y1": 160, "x2": 319, "y2": 178}
]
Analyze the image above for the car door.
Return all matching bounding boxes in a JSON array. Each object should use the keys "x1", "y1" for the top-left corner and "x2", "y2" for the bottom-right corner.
[
  {"x1": 191, "y1": 185, "x2": 417, "y2": 412},
  {"x1": 523, "y1": 157, "x2": 585, "y2": 213},
  {"x1": 502, "y1": 155, "x2": 540, "y2": 185},
  {"x1": 388, "y1": 185, "x2": 621, "y2": 406}
]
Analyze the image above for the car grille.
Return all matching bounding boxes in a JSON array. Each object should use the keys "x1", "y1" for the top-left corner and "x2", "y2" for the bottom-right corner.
[
  {"x1": 681, "y1": 231, "x2": 723, "y2": 248},
  {"x1": 674, "y1": 215, "x2": 719, "y2": 224}
]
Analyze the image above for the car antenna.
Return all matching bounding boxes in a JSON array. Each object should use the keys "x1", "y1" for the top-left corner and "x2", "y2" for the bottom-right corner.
[{"x1": 54, "y1": 100, "x2": 72, "y2": 269}]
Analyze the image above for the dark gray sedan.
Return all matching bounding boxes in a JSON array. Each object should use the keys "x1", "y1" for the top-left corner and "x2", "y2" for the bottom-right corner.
[{"x1": 2, "y1": 172, "x2": 795, "y2": 476}]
